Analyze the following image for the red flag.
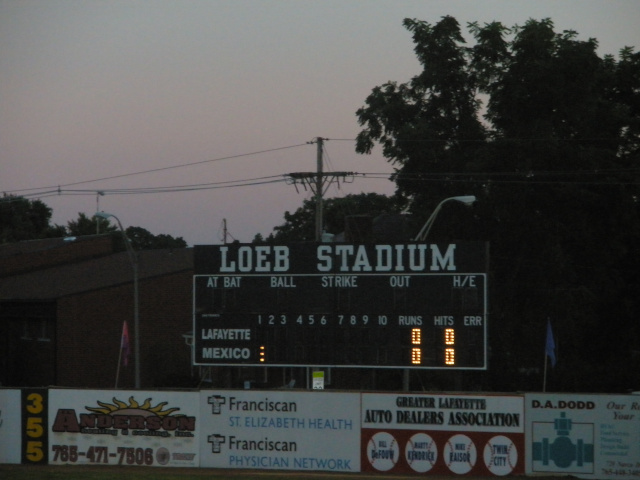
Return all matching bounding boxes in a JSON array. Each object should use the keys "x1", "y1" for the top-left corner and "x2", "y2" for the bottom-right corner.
[{"x1": 121, "y1": 321, "x2": 130, "y2": 367}]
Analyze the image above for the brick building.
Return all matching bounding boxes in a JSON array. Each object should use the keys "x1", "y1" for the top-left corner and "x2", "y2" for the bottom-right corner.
[{"x1": 0, "y1": 235, "x2": 194, "y2": 388}]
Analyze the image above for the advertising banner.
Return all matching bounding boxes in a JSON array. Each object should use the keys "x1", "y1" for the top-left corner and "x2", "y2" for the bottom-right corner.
[
  {"x1": 361, "y1": 393, "x2": 524, "y2": 476},
  {"x1": 525, "y1": 394, "x2": 640, "y2": 480},
  {"x1": 48, "y1": 389, "x2": 200, "y2": 467},
  {"x1": 0, "y1": 389, "x2": 22, "y2": 464},
  {"x1": 21, "y1": 388, "x2": 48, "y2": 465},
  {"x1": 199, "y1": 390, "x2": 360, "y2": 472}
]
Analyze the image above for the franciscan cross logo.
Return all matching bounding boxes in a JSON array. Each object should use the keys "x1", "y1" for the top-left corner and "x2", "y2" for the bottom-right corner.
[
  {"x1": 208, "y1": 434, "x2": 226, "y2": 453},
  {"x1": 208, "y1": 395, "x2": 226, "y2": 414}
]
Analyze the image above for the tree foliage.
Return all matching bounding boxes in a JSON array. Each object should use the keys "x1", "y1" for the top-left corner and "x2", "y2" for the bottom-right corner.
[
  {"x1": 258, "y1": 193, "x2": 402, "y2": 243},
  {"x1": 0, "y1": 195, "x2": 65, "y2": 243},
  {"x1": 67, "y1": 212, "x2": 117, "y2": 236},
  {"x1": 124, "y1": 226, "x2": 187, "y2": 250},
  {"x1": 356, "y1": 17, "x2": 640, "y2": 392},
  {"x1": 0, "y1": 196, "x2": 186, "y2": 250}
]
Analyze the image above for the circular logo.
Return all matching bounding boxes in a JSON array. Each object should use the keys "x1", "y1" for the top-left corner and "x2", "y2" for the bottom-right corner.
[
  {"x1": 367, "y1": 431, "x2": 399, "y2": 472},
  {"x1": 156, "y1": 447, "x2": 170, "y2": 465},
  {"x1": 483, "y1": 435, "x2": 518, "y2": 476},
  {"x1": 444, "y1": 434, "x2": 477, "y2": 474},
  {"x1": 405, "y1": 433, "x2": 438, "y2": 473}
]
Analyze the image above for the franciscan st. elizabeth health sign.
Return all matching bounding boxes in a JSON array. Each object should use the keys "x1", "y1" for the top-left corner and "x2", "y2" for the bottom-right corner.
[{"x1": 198, "y1": 390, "x2": 360, "y2": 472}]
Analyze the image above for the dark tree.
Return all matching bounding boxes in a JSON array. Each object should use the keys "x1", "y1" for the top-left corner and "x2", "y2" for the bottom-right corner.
[
  {"x1": 125, "y1": 226, "x2": 187, "y2": 250},
  {"x1": 67, "y1": 214, "x2": 186, "y2": 250},
  {"x1": 67, "y1": 212, "x2": 117, "y2": 236},
  {"x1": 356, "y1": 17, "x2": 640, "y2": 392},
  {"x1": 67, "y1": 213, "x2": 187, "y2": 250},
  {"x1": 0, "y1": 197, "x2": 187, "y2": 251},
  {"x1": 260, "y1": 193, "x2": 402, "y2": 243},
  {"x1": 0, "y1": 195, "x2": 66, "y2": 243}
]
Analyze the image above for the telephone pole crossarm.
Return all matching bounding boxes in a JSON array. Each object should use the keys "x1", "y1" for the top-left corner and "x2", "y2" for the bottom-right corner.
[{"x1": 285, "y1": 171, "x2": 355, "y2": 195}]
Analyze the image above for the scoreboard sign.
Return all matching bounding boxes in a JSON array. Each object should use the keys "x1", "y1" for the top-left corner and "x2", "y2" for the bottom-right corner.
[{"x1": 193, "y1": 242, "x2": 487, "y2": 369}]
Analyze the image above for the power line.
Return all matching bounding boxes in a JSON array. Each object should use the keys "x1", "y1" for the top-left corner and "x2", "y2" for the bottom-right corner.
[
  {"x1": 3, "y1": 167, "x2": 638, "y2": 206},
  {"x1": 318, "y1": 136, "x2": 637, "y2": 143},
  {"x1": 5, "y1": 135, "x2": 638, "y2": 197},
  {"x1": 5, "y1": 143, "x2": 310, "y2": 194},
  {"x1": 4, "y1": 140, "x2": 639, "y2": 205},
  {"x1": 2, "y1": 176, "x2": 290, "y2": 202},
  {"x1": 356, "y1": 172, "x2": 640, "y2": 186}
]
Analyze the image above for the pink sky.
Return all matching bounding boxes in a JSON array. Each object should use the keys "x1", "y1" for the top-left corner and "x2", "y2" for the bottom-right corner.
[{"x1": 2, "y1": 0, "x2": 638, "y2": 244}]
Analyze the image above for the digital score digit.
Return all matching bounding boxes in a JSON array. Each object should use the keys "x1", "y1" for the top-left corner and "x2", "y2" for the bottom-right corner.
[
  {"x1": 411, "y1": 328, "x2": 422, "y2": 365},
  {"x1": 259, "y1": 345, "x2": 266, "y2": 363},
  {"x1": 193, "y1": 242, "x2": 488, "y2": 370}
]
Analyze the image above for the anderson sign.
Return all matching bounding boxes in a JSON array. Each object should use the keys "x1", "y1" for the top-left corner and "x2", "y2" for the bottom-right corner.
[{"x1": 48, "y1": 389, "x2": 200, "y2": 468}]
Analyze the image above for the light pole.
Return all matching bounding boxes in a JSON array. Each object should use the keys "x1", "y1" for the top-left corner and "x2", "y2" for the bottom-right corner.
[
  {"x1": 413, "y1": 195, "x2": 476, "y2": 241},
  {"x1": 95, "y1": 211, "x2": 140, "y2": 388},
  {"x1": 405, "y1": 195, "x2": 477, "y2": 391}
]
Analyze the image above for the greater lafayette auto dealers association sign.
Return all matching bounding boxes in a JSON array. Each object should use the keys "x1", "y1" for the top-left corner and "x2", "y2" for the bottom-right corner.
[{"x1": 361, "y1": 393, "x2": 524, "y2": 476}]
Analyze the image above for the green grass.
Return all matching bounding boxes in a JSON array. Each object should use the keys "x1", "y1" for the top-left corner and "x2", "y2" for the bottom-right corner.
[
  {"x1": 0, "y1": 465, "x2": 426, "y2": 480},
  {"x1": 0, "y1": 465, "x2": 295, "y2": 479},
  {"x1": 0, "y1": 465, "x2": 300, "y2": 479},
  {"x1": 1, "y1": 465, "x2": 566, "y2": 480}
]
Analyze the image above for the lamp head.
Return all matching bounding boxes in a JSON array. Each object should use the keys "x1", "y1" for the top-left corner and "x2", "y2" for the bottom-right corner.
[
  {"x1": 94, "y1": 211, "x2": 114, "y2": 220},
  {"x1": 451, "y1": 195, "x2": 476, "y2": 205}
]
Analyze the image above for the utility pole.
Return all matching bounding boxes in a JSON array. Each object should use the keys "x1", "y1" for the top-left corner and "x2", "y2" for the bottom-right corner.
[
  {"x1": 315, "y1": 137, "x2": 324, "y2": 241},
  {"x1": 223, "y1": 218, "x2": 228, "y2": 244},
  {"x1": 96, "y1": 191, "x2": 104, "y2": 234},
  {"x1": 285, "y1": 137, "x2": 354, "y2": 241}
]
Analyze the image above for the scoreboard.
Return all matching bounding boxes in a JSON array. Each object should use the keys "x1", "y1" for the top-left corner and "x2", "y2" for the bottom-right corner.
[{"x1": 193, "y1": 242, "x2": 487, "y2": 369}]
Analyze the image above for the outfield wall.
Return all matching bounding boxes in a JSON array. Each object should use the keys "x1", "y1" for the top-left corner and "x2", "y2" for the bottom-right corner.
[{"x1": 1, "y1": 388, "x2": 638, "y2": 478}]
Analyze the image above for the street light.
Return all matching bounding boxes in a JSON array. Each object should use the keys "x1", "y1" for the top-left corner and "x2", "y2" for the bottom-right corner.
[
  {"x1": 95, "y1": 211, "x2": 140, "y2": 389},
  {"x1": 413, "y1": 195, "x2": 476, "y2": 241}
]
